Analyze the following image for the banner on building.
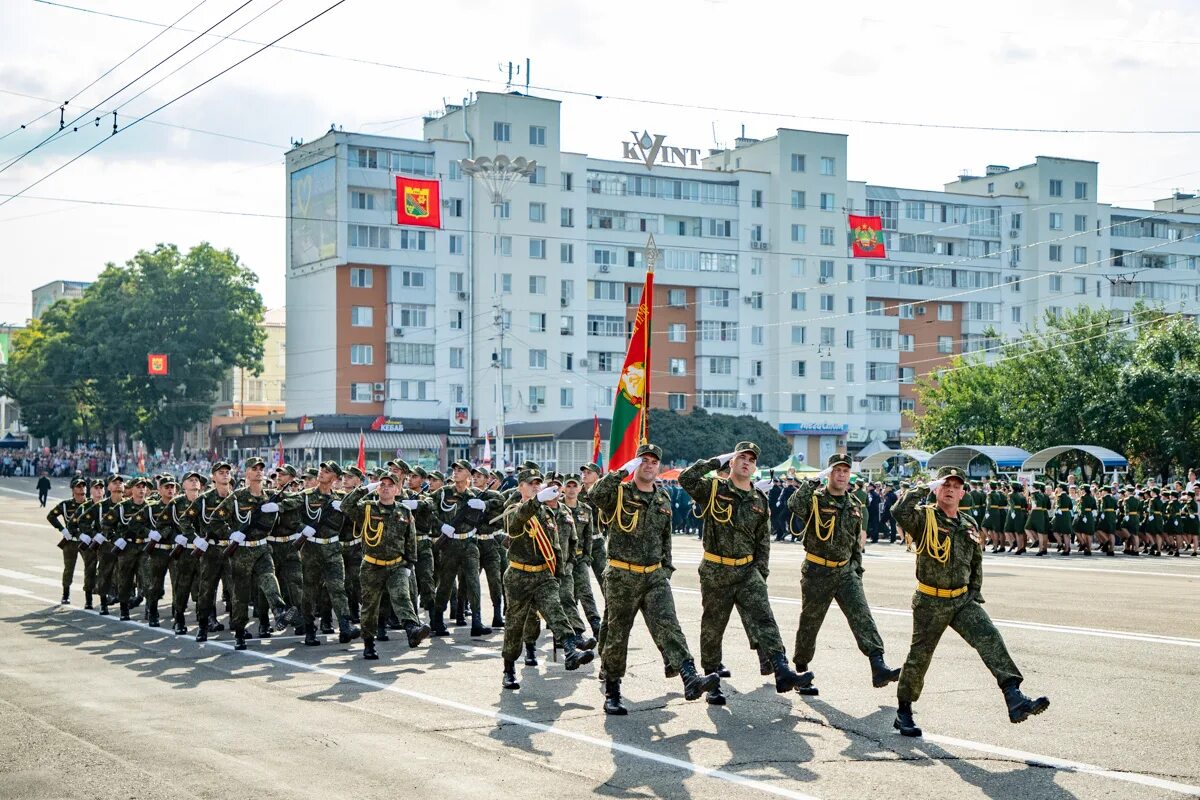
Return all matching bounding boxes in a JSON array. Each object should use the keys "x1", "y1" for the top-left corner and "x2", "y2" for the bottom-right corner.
[
  {"x1": 848, "y1": 214, "x2": 886, "y2": 258},
  {"x1": 395, "y1": 177, "x2": 442, "y2": 228}
]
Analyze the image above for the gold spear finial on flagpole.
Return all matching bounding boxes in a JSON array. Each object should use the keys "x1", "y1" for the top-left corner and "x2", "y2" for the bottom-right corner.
[{"x1": 644, "y1": 233, "x2": 660, "y2": 273}]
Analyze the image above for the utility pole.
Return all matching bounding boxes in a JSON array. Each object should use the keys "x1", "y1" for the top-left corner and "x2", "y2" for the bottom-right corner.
[{"x1": 492, "y1": 301, "x2": 507, "y2": 470}]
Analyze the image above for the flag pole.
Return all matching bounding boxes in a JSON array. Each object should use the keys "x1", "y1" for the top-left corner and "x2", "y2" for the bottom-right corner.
[{"x1": 640, "y1": 234, "x2": 659, "y2": 445}]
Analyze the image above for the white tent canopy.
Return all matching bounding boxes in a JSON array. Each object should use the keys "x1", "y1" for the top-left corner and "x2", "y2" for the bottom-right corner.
[{"x1": 859, "y1": 448, "x2": 933, "y2": 473}]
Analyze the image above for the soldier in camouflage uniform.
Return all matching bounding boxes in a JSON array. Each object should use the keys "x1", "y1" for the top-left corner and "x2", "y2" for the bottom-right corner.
[
  {"x1": 590, "y1": 444, "x2": 719, "y2": 715},
  {"x1": 46, "y1": 477, "x2": 89, "y2": 605},
  {"x1": 190, "y1": 462, "x2": 239, "y2": 641},
  {"x1": 500, "y1": 469, "x2": 596, "y2": 689},
  {"x1": 100, "y1": 476, "x2": 157, "y2": 622},
  {"x1": 92, "y1": 474, "x2": 126, "y2": 615},
  {"x1": 472, "y1": 465, "x2": 507, "y2": 628},
  {"x1": 70, "y1": 479, "x2": 107, "y2": 609},
  {"x1": 425, "y1": 459, "x2": 497, "y2": 637},
  {"x1": 392, "y1": 460, "x2": 437, "y2": 622},
  {"x1": 786, "y1": 453, "x2": 899, "y2": 695},
  {"x1": 265, "y1": 465, "x2": 306, "y2": 628},
  {"x1": 679, "y1": 442, "x2": 813, "y2": 705},
  {"x1": 888, "y1": 465, "x2": 1049, "y2": 737},
  {"x1": 162, "y1": 471, "x2": 204, "y2": 634},
  {"x1": 562, "y1": 474, "x2": 602, "y2": 638},
  {"x1": 580, "y1": 463, "x2": 607, "y2": 594},
  {"x1": 139, "y1": 476, "x2": 179, "y2": 627},
  {"x1": 340, "y1": 474, "x2": 431, "y2": 659}
]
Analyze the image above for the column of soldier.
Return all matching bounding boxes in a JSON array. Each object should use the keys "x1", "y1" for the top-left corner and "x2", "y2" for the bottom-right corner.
[{"x1": 45, "y1": 443, "x2": 1052, "y2": 736}]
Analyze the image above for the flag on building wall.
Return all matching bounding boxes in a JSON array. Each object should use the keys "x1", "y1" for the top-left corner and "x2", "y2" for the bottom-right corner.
[
  {"x1": 147, "y1": 353, "x2": 168, "y2": 375},
  {"x1": 395, "y1": 177, "x2": 442, "y2": 228},
  {"x1": 608, "y1": 261, "x2": 653, "y2": 468},
  {"x1": 848, "y1": 214, "x2": 886, "y2": 258},
  {"x1": 591, "y1": 415, "x2": 603, "y2": 470}
]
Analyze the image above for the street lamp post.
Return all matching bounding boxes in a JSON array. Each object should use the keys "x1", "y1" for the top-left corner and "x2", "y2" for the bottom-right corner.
[{"x1": 460, "y1": 155, "x2": 537, "y2": 469}]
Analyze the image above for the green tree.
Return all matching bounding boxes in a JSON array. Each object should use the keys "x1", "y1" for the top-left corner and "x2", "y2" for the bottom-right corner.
[{"x1": 648, "y1": 407, "x2": 789, "y2": 466}]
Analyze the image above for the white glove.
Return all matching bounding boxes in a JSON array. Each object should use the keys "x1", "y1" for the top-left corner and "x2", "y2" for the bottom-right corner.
[
  {"x1": 174, "y1": 534, "x2": 187, "y2": 546},
  {"x1": 401, "y1": 499, "x2": 419, "y2": 510},
  {"x1": 148, "y1": 530, "x2": 161, "y2": 542},
  {"x1": 440, "y1": 523, "x2": 455, "y2": 536},
  {"x1": 194, "y1": 537, "x2": 210, "y2": 552},
  {"x1": 928, "y1": 479, "x2": 945, "y2": 493},
  {"x1": 365, "y1": 482, "x2": 381, "y2": 494},
  {"x1": 537, "y1": 486, "x2": 560, "y2": 502},
  {"x1": 817, "y1": 467, "x2": 832, "y2": 481},
  {"x1": 61, "y1": 530, "x2": 70, "y2": 540},
  {"x1": 80, "y1": 534, "x2": 93, "y2": 545},
  {"x1": 94, "y1": 533, "x2": 106, "y2": 545},
  {"x1": 754, "y1": 478, "x2": 774, "y2": 493},
  {"x1": 259, "y1": 502, "x2": 280, "y2": 513},
  {"x1": 716, "y1": 452, "x2": 737, "y2": 466},
  {"x1": 331, "y1": 500, "x2": 342, "y2": 511},
  {"x1": 620, "y1": 457, "x2": 643, "y2": 474},
  {"x1": 467, "y1": 498, "x2": 487, "y2": 510},
  {"x1": 300, "y1": 525, "x2": 316, "y2": 538},
  {"x1": 466, "y1": 528, "x2": 477, "y2": 537},
  {"x1": 114, "y1": 537, "x2": 127, "y2": 551},
  {"x1": 230, "y1": 531, "x2": 247, "y2": 544}
]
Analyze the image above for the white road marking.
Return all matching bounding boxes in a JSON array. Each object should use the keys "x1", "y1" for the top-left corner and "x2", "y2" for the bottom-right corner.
[
  {"x1": 0, "y1": 566, "x2": 64, "y2": 588},
  {"x1": 863, "y1": 551, "x2": 1198, "y2": 580},
  {"x1": 670, "y1": 587, "x2": 1200, "y2": 649},
  {"x1": 8, "y1": 586, "x2": 1200, "y2": 799}
]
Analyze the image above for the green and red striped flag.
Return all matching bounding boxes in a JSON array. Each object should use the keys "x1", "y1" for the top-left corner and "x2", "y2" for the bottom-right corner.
[{"x1": 608, "y1": 249, "x2": 654, "y2": 468}]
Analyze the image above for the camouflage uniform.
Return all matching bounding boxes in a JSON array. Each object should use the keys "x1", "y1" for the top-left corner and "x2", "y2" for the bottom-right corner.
[
  {"x1": 474, "y1": 483, "x2": 508, "y2": 625},
  {"x1": 277, "y1": 484, "x2": 354, "y2": 633},
  {"x1": 69, "y1": 495, "x2": 103, "y2": 606},
  {"x1": 191, "y1": 486, "x2": 239, "y2": 632},
  {"x1": 407, "y1": 485, "x2": 439, "y2": 616},
  {"x1": 221, "y1": 484, "x2": 293, "y2": 640},
  {"x1": 267, "y1": 484, "x2": 306, "y2": 611},
  {"x1": 161, "y1": 490, "x2": 202, "y2": 631},
  {"x1": 100, "y1": 490, "x2": 157, "y2": 616},
  {"x1": 564, "y1": 495, "x2": 601, "y2": 630},
  {"x1": 520, "y1": 498, "x2": 586, "y2": 646},
  {"x1": 46, "y1": 490, "x2": 86, "y2": 601},
  {"x1": 93, "y1": 493, "x2": 125, "y2": 611},
  {"x1": 427, "y1": 474, "x2": 497, "y2": 633}
]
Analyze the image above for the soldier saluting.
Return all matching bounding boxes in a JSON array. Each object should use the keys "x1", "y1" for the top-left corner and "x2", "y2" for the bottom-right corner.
[{"x1": 889, "y1": 466, "x2": 1050, "y2": 737}]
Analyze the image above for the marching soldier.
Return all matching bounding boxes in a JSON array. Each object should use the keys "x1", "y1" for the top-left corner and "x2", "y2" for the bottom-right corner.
[
  {"x1": 266, "y1": 465, "x2": 306, "y2": 628},
  {"x1": 340, "y1": 465, "x2": 367, "y2": 624},
  {"x1": 139, "y1": 476, "x2": 179, "y2": 627},
  {"x1": 1074, "y1": 484, "x2": 1097, "y2": 556},
  {"x1": 472, "y1": 465, "x2": 507, "y2": 628},
  {"x1": 46, "y1": 477, "x2": 89, "y2": 605},
  {"x1": 579, "y1": 462, "x2": 607, "y2": 593},
  {"x1": 93, "y1": 474, "x2": 126, "y2": 615},
  {"x1": 1096, "y1": 485, "x2": 1118, "y2": 556},
  {"x1": 786, "y1": 453, "x2": 900, "y2": 694},
  {"x1": 1004, "y1": 482, "x2": 1028, "y2": 554},
  {"x1": 191, "y1": 462, "x2": 238, "y2": 641},
  {"x1": 888, "y1": 466, "x2": 1049, "y2": 737},
  {"x1": 590, "y1": 445, "x2": 719, "y2": 715},
  {"x1": 426, "y1": 459, "x2": 497, "y2": 638},
  {"x1": 100, "y1": 476, "x2": 157, "y2": 622},
  {"x1": 1052, "y1": 482, "x2": 1074, "y2": 555},
  {"x1": 72, "y1": 479, "x2": 107, "y2": 609},
  {"x1": 679, "y1": 443, "x2": 812, "y2": 705},
  {"x1": 164, "y1": 471, "x2": 204, "y2": 634},
  {"x1": 562, "y1": 474, "x2": 602, "y2": 640}
]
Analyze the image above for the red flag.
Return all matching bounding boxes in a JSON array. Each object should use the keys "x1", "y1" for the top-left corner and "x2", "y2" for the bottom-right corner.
[
  {"x1": 396, "y1": 177, "x2": 441, "y2": 228},
  {"x1": 147, "y1": 353, "x2": 168, "y2": 375},
  {"x1": 609, "y1": 255, "x2": 653, "y2": 468},
  {"x1": 848, "y1": 214, "x2": 887, "y2": 258},
  {"x1": 356, "y1": 430, "x2": 366, "y2": 471},
  {"x1": 276, "y1": 437, "x2": 284, "y2": 468},
  {"x1": 591, "y1": 415, "x2": 603, "y2": 467}
]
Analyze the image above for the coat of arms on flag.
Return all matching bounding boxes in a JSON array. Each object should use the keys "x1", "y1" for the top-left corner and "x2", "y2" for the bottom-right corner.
[
  {"x1": 848, "y1": 214, "x2": 887, "y2": 258},
  {"x1": 395, "y1": 177, "x2": 442, "y2": 228}
]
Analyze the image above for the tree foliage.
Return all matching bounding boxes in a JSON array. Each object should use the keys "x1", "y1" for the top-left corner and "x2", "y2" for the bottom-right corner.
[
  {"x1": 4, "y1": 243, "x2": 265, "y2": 450},
  {"x1": 648, "y1": 407, "x2": 790, "y2": 466}
]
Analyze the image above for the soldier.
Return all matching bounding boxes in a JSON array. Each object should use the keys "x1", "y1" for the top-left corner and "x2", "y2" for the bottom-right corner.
[
  {"x1": 92, "y1": 474, "x2": 126, "y2": 615},
  {"x1": 100, "y1": 476, "x2": 157, "y2": 622},
  {"x1": 397, "y1": 460, "x2": 439, "y2": 625},
  {"x1": 1004, "y1": 482, "x2": 1028, "y2": 554},
  {"x1": 191, "y1": 462, "x2": 238, "y2": 641},
  {"x1": 1095, "y1": 484, "x2": 1118, "y2": 556},
  {"x1": 340, "y1": 473, "x2": 431, "y2": 659},
  {"x1": 679, "y1": 443, "x2": 812, "y2": 705},
  {"x1": 278, "y1": 461, "x2": 360, "y2": 645},
  {"x1": 266, "y1": 465, "x2": 306, "y2": 628},
  {"x1": 579, "y1": 462, "x2": 607, "y2": 593},
  {"x1": 46, "y1": 477, "x2": 89, "y2": 605},
  {"x1": 888, "y1": 466, "x2": 1049, "y2": 737},
  {"x1": 472, "y1": 465, "x2": 507, "y2": 628},
  {"x1": 427, "y1": 459, "x2": 497, "y2": 638},
  {"x1": 72, "y1": 479, "x2": 107, "y2": 609},
  {"x1": 500, "y1": 469, "x2": 596, "y2": 688},
  {"x1": 164, "y1": 471, "x2": 204, "y2": 634},
  {"x1": 984, "y1": 481, "x2": 1007, "y2": 553},
  {"x1": 562, "y1": 474, "x2": 602, "y2": 640},
  {"x1": 590, "y1": 445, "x2": 719, "y2": 715},
  {"x1": 1074, "y1": 484, "x2": 1097, "y2": 556},
  {"x1": 139, "y1": 476, "x2": 180, "y2": 627},
  {"x1": 1052, "y1": 482, "x2": 1074, "y2": 555},
  {"x1": 340, "y1": 465, "x2": 367, "y2": 623}
]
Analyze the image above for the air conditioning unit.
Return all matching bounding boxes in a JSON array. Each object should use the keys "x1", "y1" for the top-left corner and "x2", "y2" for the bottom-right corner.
[
  {"x1": 743, "y1": 296, "x2": 754, "y2": 304},
  {"x1": 528, "y1": 404, "x2": 540, "y2": 413},
  {"x1": 373, "y1": 382, "x2": 385, "y2": 392},
  {"x1": 916, "y1": 306, "x2": 927, "y2": 316},
  {"x1": 560, "y1": 297, "x2": 569, "y2": 307},
  {"x1": 1009, "y1": 230, "x2": 1020, "y2": 238},
  {"x1": 457, "y1": 291, "x2": 469, "y2": 300},
  {"x1": 747, "y1": 377, "x2": 757, "y2": 385},
  {"x1": 598, "y1": 264, "x2": 610, "y2": 273},
  {"x1": 393, "y1": 327, "x2": 404, "y2": 337},
  {"x1": 578, "y1": 358, "x2": 589, "y2": 368},
  {"x1": 1014, "y1": 180, "x2": 1025, "y2": 189},
  {"x1": 859, "y1": 399, "x2": 870, "y2": 408},
  {"x1": 818, "y1": 276, "x2": 829, "y2": 284},
  {"x1": 373, "y1": 393, "x2": 385, "y2": 402}
]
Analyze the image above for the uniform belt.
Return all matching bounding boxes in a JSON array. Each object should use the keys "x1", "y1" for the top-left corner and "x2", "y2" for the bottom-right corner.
[
  {"x1": 215, "y1": 540, "x2": 231, "y2": 546},
  {"x1": 574, "y1": 549, "x2": 584, "y2": 556},
  {"x1": 268, "y1": 534, "x2": 301, "y2": 543},
  {"x1": 592, "y1": 533, "x2": 606, "y2": 540},
  {"x1": 344, "y1": 537, "x2": 362, "y2": 547},
  {"x1": 154, "y1": 543, "x2": 173, "y2": 550},
  {"x1": 476, "y1": 533, "x2": 495, "y2": 540},
  {"x1": 509, "y1": 560, "x2": 549, "y2": 573},
  {"x1": 131, "y1": 539, "x2": 145, "y2": 545},
  {"x1": 1127, "y1": 512, "x2": 1140, "y2": 516},
  {"x1": 703, "y1": 551, "x2": 754, "y2": 567},
  {"x1": 917, "y1": 582, "x2": 968, "y2": 598},
  {"x1": 309, "y1": 535, "x2": 340, "y2": 544},
  {"x1": 239, "y1": 538, "x2": 269, "y2": 548},
  {"x1": 607, "y1": 558, "x2": 660, "y2": 574},
  {"x1": 989, "y1": 505, "x2": 1006, "y2": 509},
  {"x1": 364, "y1": 554, "x2": 405, "y2": 567},
  {"x1": 805, "y1": 552, "x2": 848, "y2": 568},
  {"x1": 447, "y1": 531, "x2": 476, "y2": 540}
]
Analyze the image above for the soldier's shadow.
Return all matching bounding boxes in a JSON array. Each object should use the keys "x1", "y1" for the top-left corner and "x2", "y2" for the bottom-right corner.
[
  {"x1": 703, "y1": 686, "x2": 821, "y2": 786},
  {"x1": 593, "y1": 693, "x2": 711, "y2": 800}
]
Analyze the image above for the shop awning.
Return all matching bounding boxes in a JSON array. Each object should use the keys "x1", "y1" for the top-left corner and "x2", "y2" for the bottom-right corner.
[{"x1": 282, "y1": 432, "x2": 442, "y2": 450}]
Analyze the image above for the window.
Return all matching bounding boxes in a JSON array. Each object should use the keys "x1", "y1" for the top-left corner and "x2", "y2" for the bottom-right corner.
[
  {"x1": 587, "y1": 314, "x2": 625, "y2": 337},
  {"x1": 389, "y1": 151, "x2": 434, "y2": 176},
  {"x1": 592, "y1": 247, "x2": 617, "y2": 266},
  {"x1": 495, "y1": 236, "x2": 512, "y2": 256},
  {"x1": 560, "y1": 316, "x2": 574, "y2": 335},
  {"x1": 349, "y1": 224, "x2": 389, "y2": 249},
  {"x1": 449, "y1": 234, "x2": 463, "y2": 254},
  {"x1": 820, "y1": 227, "x2": 835, "y2": 246},
  {"x1": 866, "y1": 300, "x2": 884, "y2": 316},
  {"x1": 790, "y1": 393, "x2": 807, "y2": 412},
  {"x1": 791, "y1": 292, "x2": 807, "y2": 311},
  {"x1": 494, "y1": 201, "x2": 511, "y2": 220},
  {"x1": 1011, "y1": 213, "x2": 1022, "y2": 230},
  {"x1": 529, "y1": 166, "x2": 547, "y2": 185},
  {"x1": 560, "y1": 207, "x2": 574, "y2": 227},
  {"x1": 751, "y1": 257, "x2": 763, "y2": 276},
  {"x1": 664, "y1": 288, "x2": 686, "y2": 308},
  {"x1": 791, "y1": 190, "x2": 806, "y2": 209},
  {"x1": 899, "y1": 303, "x2": 914, "y2": 319},
  {"x1": 869, "y1": 329, "x2": 896, "y2": 349},
  {"x1": 400, "y1": 270, "x2": 425, "y2": 288},
  {"x1": 900, "y1": 398, "x2": 916, "y2": 413},
  {"x1": 790, "y1": 153, "x2": 805, "y2": 172},
  {"x1": 498, "y1": 310, "x2": 511, "y2": 330},
  {"x1": 709, "y1": 357, "x2": 734, "y2": 375},
  {"x1": 669, "y1": 358, "x2": 687, "y2": 375},
  {"x1": 529, "y1": 238, "x2": 546, "y2": 259},
  {"x1": 351, "y1": 383, "x2": 374, "y2": 403},
  {"x1": 667, "y1": 393, "x2": 686, "y2": 411},
  {"x1": 353, "y1": 148, "x2": 377, "y2": 169},
  {"x1": 845, "y1": 330, "x2": 855, "y2": 348},
  {"x1": 1074, "y1": 246, "x2": 1087, "y2": 264},
  {"x1": 351, "y1": 306, "x2": 373, "y2": 326},
  {"x1": 528, "y1": 275, "x2": 546, "y2": 294},
  {"x1": 350, "y1": 191, "x2": 375, "y2": 210},
  {"x1": 751, "y1": 189, "x2": 763, "y2": 208},
  {"x1": 820, "y1": 394, "x2": 835, "y2": 412},
  {"x1": 350, "y1": 344, "x2": 373, "y2": 365},
  {"x1": 529, "y1": 202, "x2": 546, "y2": 222},
  {"x1": 1048, "y1": 306, "x2": 1063, "y2": 319},
  {"x1": 387, "y1": 343, "x2": 434, "y2": 365},
  {"x1": 590, "y1": 280, "x2": 621, "y2": 301},
  {"x1": 499, "y1": 273, "x2": 512, "y2": 293},
  {"x1": 560, "y1": 243, "x2": 574, "y2": 263},
  {"x1": 705, "y1": 288, "x2": 732, "y2": 307},
  {"x1": 529, "y1": 313, "x2": 546, "y2": 333},
  {"x1": 1011, "y1": 306, "x2": 1022, "y2": 323},
  {"x1": 1049, "y1": 179, "x2": 1062, "y2": 197},
  {"x1": 749, "y1": 291, "x2": 763, "y2": 309},
  {"x1": 751, "y1": 360, "x2": 763, "y2": 378},
  {"x1": 792, "y1": 360, "x2": 807, "y2": 377},
  {"x1": 1049, "y1": 245, "x2": 1062, "y2": 262},
  {"x1": 561, "y1": 171, "x2": 573, "y2": 191},
  {"x1": 529, "y1": 349, "x2": 547, "y2": 369},
  {"x1": 528, "y1": 386, "x2": 546, "y2": 407},
  {"x1": 791, "y1": 258, "x2": 806, "y2": 277},
  {"x1": 845, "y1": 363, "x2": 855, "y2": 382},
  {"x1": 448, "y1": 272, "x2": 464, "y2": 293},
  {"x1": 820, "y1": 294, "x2": 834, "y2": 311},
  {"x1": 899, "y1": 367, "x2": 915, "y2": 384},
  {"x1": 820, "y1": 156, "x2": 835, "y2": 175},
  {"x1": 350, "y1": 267, "x2": 372, "y2": 288},
  {"x1": 449, "y1": 348, "x2": 464, "y2": 369},
  {"x1": 444, "y1": 198, "x2": 463, "y2": 217},
  {"x1": 1074, "y1": 277, "x2": 1087, "y2": 294},
  {"x1": 1074, "y1": 214, "x2": 1087, "y2": 232},
  {"x1": 529, "y1": 125, "x2": 546, "y2": 146},
  {"x1": 627, "y1": 285, "x2": 643, "y2": 306},
  {"x1": 395, "y1": 305, "x2": 428, "y2": 328},
  {"x1": 751, "y1": 394, "x2": 763, "y2": 413},
  {"x1": 820, "y1": 327, "x2": 835, "y2": 346},
  {"x1": 1074, "y1": 181, "x2": 1088, "y2": 200},
  {"x1": 820, "y1": 260, "x2": 835, "y2": 279},
  {"x1": 700, "y1": 321, "x2": 739, "y2": 342},
  {"x1": 791, "y1": 224, "x2": 806, "y2": 243},
  {"x1": 560, "y1": 352, "x2": 574, "y2": 371},
  {"x1": 448, "y1": 161, "x2": 462, "y2": 181},
  {"x1": 1049, "y1": 212, "x2": 1063, "y2": 230},
  {"x1": 449, "y1": 310, "x2": 463, "y2": 330},
  {"x1": 820, "y1": 192, "x2": 836, "y2": 211},
  {"x1": 937, "y1": 336, "x2": 953, "y2": 354},
  {"x1": 820, "y1": 361, "x2": 835, "y2": 380},
  {"x1": 398, "y1": 230, "x2": 428, "y2": 250},
  {"x1": 493, "y1": 121, "x2": 511, "y2": 142},
  {"x1": 898, "y1": 334, "x2": 914, "y2": 352},
  {"x1": 791, "y1": 326, "x2": 806, "y2": 345}
]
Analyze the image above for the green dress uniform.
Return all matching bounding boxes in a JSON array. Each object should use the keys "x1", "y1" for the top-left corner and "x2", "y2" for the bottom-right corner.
[
  {"x1": 46, "y1": 492, "x2": 86, "y2": 602},
  {"x1": 985, "y1": 489, "x2": 1008, "y2": 532},
  {"x1": 1145, "y1": 495, "x2": 1166, "y2": 537},
  {"x1": 426, "y1": 473, "x2": 500, "y2": 635},
  {"x1": 1004, "y1": 488, "x2": 1028, "y2": 536},
  {"x1": 1097, "y1": 492, "x2": 1118, "y2": 534},
  {"x1": 1123, "y1": 493, "x2": 1144, "y2": 535},
  {"x1": 1074, "y1": 491, "x2": 1097, "y2": 535},
  {"x1": 1027, "y1": 488, "x2": 1050, "y2": 534},
  {"x1": 1052, "y1": 491, "x2": 1074, "y2": 536},
  {"x1": 100, "y1": 493, "x2": 157, "y2": 618},
  {"x1": 69, "y1": 497, "x2": 103, "y2": 607}
]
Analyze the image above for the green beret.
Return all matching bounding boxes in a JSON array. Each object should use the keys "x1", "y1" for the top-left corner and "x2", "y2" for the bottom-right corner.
[
  {"x1": 935, "y1": 466, "x2": 968, "y2": 483},
  {"x1": 826, "y1": 453, "x2": 852, "y2": 468},
  {"x1": 635, "y1": 443, "x2": 663, "y2": 460},
  {"x1": 733, "y1": 441, "x2": 760, "y2": 458}
]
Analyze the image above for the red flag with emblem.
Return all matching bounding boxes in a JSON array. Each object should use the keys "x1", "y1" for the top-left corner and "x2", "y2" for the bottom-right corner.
[
  {"x1": 848, "y1": 214, "x2": 887, "y2": 258},
  {"x1": 396, "y1": 177, "x2": 442, "y2": 228}
]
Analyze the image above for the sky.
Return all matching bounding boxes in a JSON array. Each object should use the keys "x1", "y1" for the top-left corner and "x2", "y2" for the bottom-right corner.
[{"x1": 2, "y1": 0, "x2": 1200, "y2": 324}]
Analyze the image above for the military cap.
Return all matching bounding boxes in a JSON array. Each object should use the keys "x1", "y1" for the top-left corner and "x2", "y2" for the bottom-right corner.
[
  {"x1": 158, "y1": 476, "x2": 179, "y2": 487},
  {"x1": 377, "y1": 472, "x2": 398, "y2": 485},
  {"x1": 635, "y1": 443, "x2": 663, "y2": 461},
  {"x1": 318, "y1": 460, "x2": 343, "y2": 477},
  {"x1": 450, "y1": 458, "x2": 472, "y2": 472},
  {"x1": 517, "y1": 468, "x2": 543, "y2": 484},
  {"x1": 520, "y1": 459, "x2": 540, "y2": 470},
  {"x1": 127, "y1": 476, "x2": 151, "y2": 489},
  {"x1": 491, "y1": 469, "x2": 504, "y2": 481},
  {"x1": 429, "y1": 470, "x2": 445, "y2": 482},
  {"x1": 1011, "y1": 482, "x2": 1024, "y2": 492},
  {"x1": 244, "y1": 456, "x2": 266, "y2": 469},
  {"x1": 1100, "y1": 484, "x2": 1112, "y2": 493},
  {"x1": 344, "y1": 465, "x2": 366, "y2": 480},
  {"x1": 826, "y1": 453, "x2": 853, "y2": 468},
  {"x1": 563, "y1": 473, "x2": 581, "y2": 485},
  {"x1": 387, "y1": 459, "x2": 411, "y2": 473},
  {"x1": 580, "y1": 462, "x2": 602, "y2": 474},
  {"x1": 413, "y1": 466, "x2": 428, "y2": 478},
  {"x1": 155, "y1": 474, "x2": 174, "y2": 485},
  {"x1": 1057, "y1": 481, "x2": 1070, "y2": 490},
  {"x1": 106, "y1": 473, "x2": 126, "y2": 484},
  {"x1": 277, "y1": 464, "x2": 298, "y2": 477},
  {"x1": 304, "y1": 467, "x2": 319, "y2": 478},
  {"x1": 70, "y1": 477, "x2": 88, "y2": 488},
  {"x1": 934, "y1": 466, "x2": 968, "y2": 483},
  {"x1": 1080, "y1": 484, "x2": 1092, "y2": 493},
  {"x1": 470, "y1": 463, "x2": 485, "y2": 474},
  {"x1": 732, "y1": 441, "x2": 761, "y2": 459}
]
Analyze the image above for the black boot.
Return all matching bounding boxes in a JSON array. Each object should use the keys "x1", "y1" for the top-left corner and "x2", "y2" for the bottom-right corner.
[
  {"x1": 303, "y1": 621, "x2": 321, "y2": 646},
  {"x1": 363, "y1": 636, "x2": 378, "y2": 660},
  {"x1": 603, "y1": 678, "x2": 628, "y2": 715},
  {"x1": 405, "y1": 622, "x2": 431, "y2": 648},
  {"x1": 243, "y1": 626, "x2": 256, "y2": 640},
  {"x1": 523, "y1": 642, "x2": 539, "y2": 666},
  {"x1": 491, "y1": 602, "x2": 504, "y2": 629},
  {"x1": 85, "y1": 593, "x2": 94, "y2": 610},
  {"x1": 209, "y1": 613, "x2": 225, "y2": 632},
  {"x1": 1003, "y1": 681, "x2": 1050, "y2": 723},
  {"x1": 502, "y1": 659, "x2": 520, "y2": 690},
  {"x1": 377, "y1": 625, "x2": 390, "y2": 642},
  {"x1": 234, "y1": 627, "x2": 247, "y2": 651},
  {"x1": 470, "y1": 618, "x2": 493, "y2": 637},
  {"x1": 256, "y1": 619, "x2": 271, "y2": 639},
  {"x1": 771, "y1": 652, "x2": 813, "y2": 693},
  {"x1": 562, "y1": 634, "x2": 595, "y2": 671},
  {"x1": 147, "y1": 604, "x2": 160, "y2": 628},
  {"x1": 705, "y1": 685, "x2": 727, "y2": 705},
  {"x1": 678, "y1": 658, "x2": 720, "y2": 701},
  {"x1": 319, "y1": 612, "x2": 333, "y2": 635},
  {"x1": 173, "y1": 613, "x2": 187, "y2": 635},
  {"x1": 894, "y1": 700, "x2": 921, "y2": 737},
  {"x1": 430, "y1": 610, "x2": 450, "y2": 637},
  {"x1": 574, "y1": 629, "x2": 597, "y2": 651},
  {"x1": 128, "y1": 592, "x2": 143, "y2": 610},
  {"x1": 60, "y1": 592, "x2": 70, "y2": 605},
  {"x1": 716, "y1": 664, "x2": 732, "y2": 678},
  {"x1": 338, "y1": 614, "x2": 361, "y2": 644},
  {"x1": 272, "y1": 605, "x2": 299, "y2": 632},
  {"x1": 195, "y1": 617, "x2": 209, "y2": 643},
  {"x1": 589, "y1": 616, "x2": 602, "y2": 639},
  {"x1": 453, "y1": 600, "x2": 466, "y2": 627},
  {"x1": 869, "y1": 652, "x2": 901, "y2": 688},
  {"x1": 757, "y1": 648, "x2": 772, "y2": 676},
  {"x1": 119, "y1": 602, "x2": 131, "y2": 621},
  {"x1": 793, "y1": 661, "x2": 819, "y2": 696}
]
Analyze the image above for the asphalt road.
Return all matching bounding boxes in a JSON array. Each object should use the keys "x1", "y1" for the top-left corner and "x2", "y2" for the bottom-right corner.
[{"x1": 2, "y1": 477, "x2": 1198, "y2": 800}]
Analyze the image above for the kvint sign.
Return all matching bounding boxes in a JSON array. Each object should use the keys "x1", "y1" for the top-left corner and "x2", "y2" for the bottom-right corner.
[{"x1": 622, "y1": 131, "x2": 701, "y2": 169}]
